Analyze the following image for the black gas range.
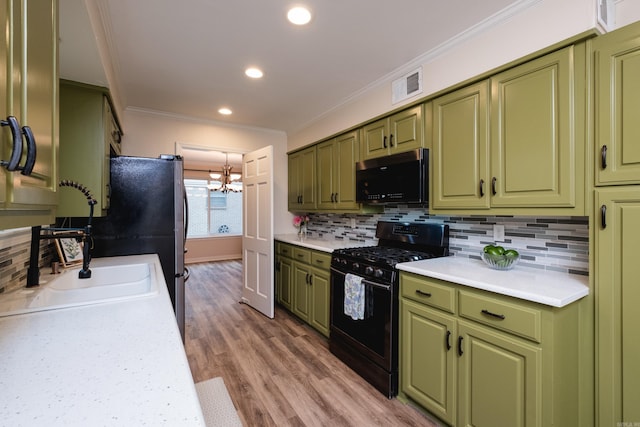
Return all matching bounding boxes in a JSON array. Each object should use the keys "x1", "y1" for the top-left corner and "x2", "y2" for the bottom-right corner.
[{"x1": 329, "y1": 221, "x2": 449, "y2": 398}]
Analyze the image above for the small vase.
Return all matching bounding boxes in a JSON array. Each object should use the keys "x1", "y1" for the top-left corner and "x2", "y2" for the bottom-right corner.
[{"x1": 298, "y1": 224, "x2": 307, "y2": 237}]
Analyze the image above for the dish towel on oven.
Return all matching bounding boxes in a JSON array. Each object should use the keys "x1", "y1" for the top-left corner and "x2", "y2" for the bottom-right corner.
[{"x1": 344, "y1": 273, "x2": 365, "y2": 320}]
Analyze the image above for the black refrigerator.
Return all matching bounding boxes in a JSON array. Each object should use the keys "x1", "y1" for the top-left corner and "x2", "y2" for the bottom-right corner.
[{"x1": 90, "y1": 155, "x2": 187, "y2": 340}]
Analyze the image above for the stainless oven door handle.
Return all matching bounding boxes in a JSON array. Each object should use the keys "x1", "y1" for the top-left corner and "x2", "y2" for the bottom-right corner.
[{"x1": 330, "y1": 267, "x2": 391, "y2": 291}]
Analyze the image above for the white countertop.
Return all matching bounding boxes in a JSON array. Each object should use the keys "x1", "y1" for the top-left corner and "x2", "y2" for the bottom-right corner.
[
  {"x1": 0, "y1": 254, "x2": 205, "y2": 427},
  {"x1": 397, "y1": 256, "x2": 589, "y2": 308},
  {"x1": 275, "y1": 233, "x2": 371, "y2": 253}
]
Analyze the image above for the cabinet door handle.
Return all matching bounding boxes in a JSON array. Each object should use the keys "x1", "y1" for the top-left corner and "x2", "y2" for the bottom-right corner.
[
  {"x1": 601, "y1": 145, "x2": 607, "y2": 169},
  {"x1": 309, "y1": 275, "x2": 313, "y2": 286},
  {"x1": 457, "y1": 336, "x2": 464, "y2": 356},
  {"x1": 305, "y1": 273, "x2": 309, "y2": 284},
  {"x1": 479, "y1": 179, "x2": 485, "y2": 197},
  {"x1": 481, "y1": 309, "x2": 506, "y2": 320},
  {"x1": 0, "y1": 116, "x2": 23, "y2": 172},
  {"x1": 491, "y1": 177, "x2": 497, "y2": 196},
  {"x1": 19, "y1": 126, "x2": 36, "y2": 176},
  {"x1": 415, "y1": 289, "x2": 432, "y2": 298},
  {"x1": 383, "y1": 135, "x2": 387, "y2": 149},
  {"x1": 276, "y1": 261, "x2": 281, "y2": 271},
  {"x1": 601, "y1": 204, "x2": 607, "y2": 229},
  {"x1": 334, "y1": 192, "x2": 338, "y2": 202},
  {"x1": 389, "y1": 134, "x2": 394, "y2": 147},
  {"x1": 445, "y1": 330, "x2": 452, "y2": 351}
]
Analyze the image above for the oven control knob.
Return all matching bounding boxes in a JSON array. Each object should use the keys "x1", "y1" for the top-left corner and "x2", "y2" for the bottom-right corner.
[
  {"x1": 341, "y1": 259, "x2": 348, "y2": 266},
  {"x1": 364, "y1": 266, "x2": 374, "y2": 275},
  {"x1": 352, "y1": 262, "x2": 360, "y2": 271},
  {"x1": 374, "y1": 268, "x2": 383, "y2": 278}
]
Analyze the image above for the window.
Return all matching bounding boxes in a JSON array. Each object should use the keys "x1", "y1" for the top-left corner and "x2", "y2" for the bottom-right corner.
[{"x1": 185, "y1": 178, "x2": 242, "y2": 237}]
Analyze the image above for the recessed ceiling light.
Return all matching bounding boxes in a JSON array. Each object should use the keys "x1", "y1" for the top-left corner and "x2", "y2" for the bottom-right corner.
[
  {"x1": 245, "y1": 67, "x2": 263, "y2": 79},
  {"x1": 218, "y1": 107, "x2": 232, "y2": 115},
  {"x1": 287, "y1": 6, "x2": 311, "y2": 25}
]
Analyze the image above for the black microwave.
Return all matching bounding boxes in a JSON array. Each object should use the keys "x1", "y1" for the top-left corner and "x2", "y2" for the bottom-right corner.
[{"x1": 356, "y1": 148, "x2": 428, "y2": 204}]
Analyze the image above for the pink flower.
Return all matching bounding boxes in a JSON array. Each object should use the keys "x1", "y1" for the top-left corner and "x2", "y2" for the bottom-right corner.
[{"x1": 293, "y1": 215, "x2": 309, "y2": 228}]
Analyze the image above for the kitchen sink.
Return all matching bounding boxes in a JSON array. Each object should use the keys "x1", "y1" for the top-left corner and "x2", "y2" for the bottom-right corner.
[{"x1": 0, "y1": 260, "x2": 158, "y2": 317}]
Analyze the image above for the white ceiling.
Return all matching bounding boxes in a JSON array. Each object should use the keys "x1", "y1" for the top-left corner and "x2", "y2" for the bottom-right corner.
[{"x1": 59, "y1": 0, "x2": 522, "y2": 134}]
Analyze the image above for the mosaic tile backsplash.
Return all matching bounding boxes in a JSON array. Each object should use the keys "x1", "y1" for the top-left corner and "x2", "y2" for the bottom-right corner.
[
  {"x1": 0, "y1": 228, "x2": 56, "y2": 294},
  {"x1": 2, "y1": 207, "x2": 589, "y2": 292},
  {"x1": 305, "y1": 206, "x2": 589, "y2": 276}
]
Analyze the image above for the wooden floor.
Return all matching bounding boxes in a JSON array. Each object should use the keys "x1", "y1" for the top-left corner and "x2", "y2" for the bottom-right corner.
[{"x1": 184, "y1": 260, "x2": 442, "y2": 427}]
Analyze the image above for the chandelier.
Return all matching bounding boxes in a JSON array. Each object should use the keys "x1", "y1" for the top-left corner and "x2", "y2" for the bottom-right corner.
[{"x1": 208, "y1": 153, "x2": 242, "y2": 193}]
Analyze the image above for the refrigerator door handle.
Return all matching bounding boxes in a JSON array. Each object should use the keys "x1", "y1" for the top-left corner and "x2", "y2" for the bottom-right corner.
[{"x1": 183, "y1": 185, "x2": 189, "y2": 242}]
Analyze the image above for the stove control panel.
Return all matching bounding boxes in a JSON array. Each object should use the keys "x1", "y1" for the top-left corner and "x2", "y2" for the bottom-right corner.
[{"x1": 331, "y1": 255, "x2": 395, "y2": 283}]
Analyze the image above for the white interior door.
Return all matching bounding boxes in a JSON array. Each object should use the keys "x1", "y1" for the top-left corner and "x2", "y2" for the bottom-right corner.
[{"x1": 241, "y1": 145, "x2": 274, "y2": 318}]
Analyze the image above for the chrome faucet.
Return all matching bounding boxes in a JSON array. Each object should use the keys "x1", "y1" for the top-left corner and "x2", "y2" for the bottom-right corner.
[{"x1": 26, "y1": 181, "x2": 98, "y2": 287}]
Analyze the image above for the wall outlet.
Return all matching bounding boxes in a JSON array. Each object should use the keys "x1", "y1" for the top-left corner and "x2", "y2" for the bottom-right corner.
[
  {"x1": 493, "y1": 224, "x2": 505, "y2": 242},
  {"x1": 350, "y1": 218, "x2": 357, "y2": 228}
]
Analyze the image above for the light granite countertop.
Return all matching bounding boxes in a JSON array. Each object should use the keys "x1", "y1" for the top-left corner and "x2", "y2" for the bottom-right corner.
[
  {"x1": 0, "y1": 254, "x2": 205, "y2": 426},
  {"x1": 275, "y1": 233, "x2": 372, "y2": 253},
  {"x1": 274, "y1": 236, "x2": 589, "y2": 307},
  {"x1": 397, "y1": 256, "x2": 589, "y2": 308}
]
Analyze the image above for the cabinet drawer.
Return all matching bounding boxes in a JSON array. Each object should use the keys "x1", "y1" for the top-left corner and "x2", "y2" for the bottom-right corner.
[
  {"x1": 277, "y1": 243, "x2": 294, "y2": 257},
  {"x1": 311, "y1": 251, "x2": 331, "y2": 269},
  {"x1": 400, "y1": 274, "x2": 456, "y2": 314},
  {"x1": 293, "y1": 247, "x2": 311, "y2": 264},
  {"x1": 459, "y1": 291, "x2": 542, "y2": 343}
]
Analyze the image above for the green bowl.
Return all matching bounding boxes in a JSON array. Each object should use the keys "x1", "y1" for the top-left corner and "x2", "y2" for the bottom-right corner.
[{"x1": 481, "y1": 252, "x2": 520, "y2": 271}]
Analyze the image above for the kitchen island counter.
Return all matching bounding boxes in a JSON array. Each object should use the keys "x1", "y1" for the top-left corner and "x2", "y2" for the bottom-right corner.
[
  {"x1": 397, "y1": 255, "x2": 589, "y2": 308},
  {"x1": 0, "y1": 254, "x2": 205, "y2": 426}
]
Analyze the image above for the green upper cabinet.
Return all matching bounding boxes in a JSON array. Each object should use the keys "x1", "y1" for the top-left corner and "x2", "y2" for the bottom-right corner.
[
  {"x1": 594, "y1": 21, "x2": 640, "y2": 186},
  {"x1": 432, "y1": 81, "x2": 490, "y2": 209},
  {"x1": 361, "y1": 104, "x2": 424, "y2": 161},
  {"x1": 288, "y1": 146, "x2": 316, "y2": 211},
  {"x1": 58, "y1": 81, "x2": 122, "y2": 218},
  {"x1": 595, "y1": 187, "x2": 640, "y2": 427},
  {"x1": 491, "y1": 46, "x2": 578, "y2": 208},
  {"x1": 1, "y1": 0, "x2": 58, "y2": 229},
  {"x1": 431, "y1": 44, "x2": 586, "y2": 215},
  {"x1": 317, "y1": 130, "x2": 359, "y2": 210}
]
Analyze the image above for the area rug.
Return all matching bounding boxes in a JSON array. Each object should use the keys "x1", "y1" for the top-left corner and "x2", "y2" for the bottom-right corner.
[{"x1": 195, "y1": 377, "x2": 243, "y2": 427}]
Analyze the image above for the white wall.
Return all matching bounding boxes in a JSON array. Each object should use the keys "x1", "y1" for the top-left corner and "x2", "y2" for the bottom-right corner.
[
  {"x1": 617, "y1": 0, "x2": 640, "y2": 27},
  {"x1": 288, "y1": 0, "x2": 640, "y2": 150},
  {"x1": 119, "y1": 108, "x2": 291, "y2": 238}
]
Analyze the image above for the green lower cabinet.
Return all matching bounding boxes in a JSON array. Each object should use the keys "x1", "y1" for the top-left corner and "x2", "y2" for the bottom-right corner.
[
  {"x1": 457, "y1": 320, "x2": 541, "y2": 427},
  {"x1": 292, "y1": 261, "x2": 311, "y2": 322},
  {"x1": 401, "y1": 299, "x2": 456, "y2": 425},
  {"x1": 275, "y1": 241, "x2": 331, "y2": 338},
  {"x1": 399, "y1": 272, "x2": 584, "y2": 427},
  {"x1": 275, "y1": 255, "x2": 293, "y2": 311},
  {"x1": 596, "y1": 187, "x2": 640, "y2": 426},
  {"x1": 309, "y1": 266, "x2": 330, "y2": 337}
]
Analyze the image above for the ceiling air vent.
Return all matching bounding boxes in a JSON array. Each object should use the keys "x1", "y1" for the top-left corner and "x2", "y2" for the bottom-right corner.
[
  {"x1": 392, "y1": 67, "x2": 423, "y2": 104},
  {"x1": 597, "y1": 0, "x2": 615, "y2": 31}
]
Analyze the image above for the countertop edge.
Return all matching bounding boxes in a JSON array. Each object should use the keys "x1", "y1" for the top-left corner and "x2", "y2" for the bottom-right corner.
[
  {"x1": 274, "y1": 234, "x2": 371, "y2": 253},
  {"x1": 397, "y1": 257, "x2": 589, "y2": 308}
]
